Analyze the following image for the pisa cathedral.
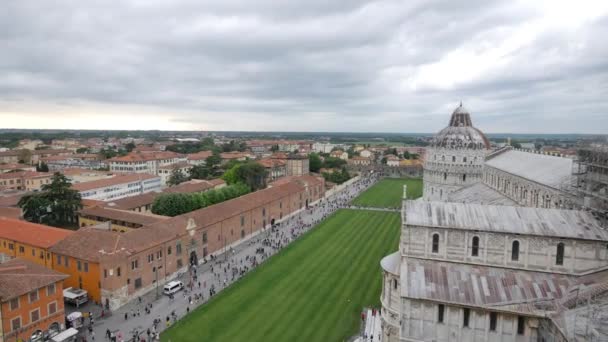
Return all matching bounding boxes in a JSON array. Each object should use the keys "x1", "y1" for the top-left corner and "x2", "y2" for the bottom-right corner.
[{"x1": 379, "y1": 105, "x2": 608, "y2": 341}]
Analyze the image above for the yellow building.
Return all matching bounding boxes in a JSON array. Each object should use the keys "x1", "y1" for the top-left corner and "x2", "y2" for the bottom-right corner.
[{"x1": 0, "y1": 217, "x2": 73, "y2": 268}]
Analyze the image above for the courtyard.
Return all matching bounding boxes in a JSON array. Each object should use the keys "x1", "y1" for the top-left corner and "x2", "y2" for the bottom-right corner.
[
  {"x1": 352, "y1": 177, "x2": 422, "y2": 208},
  {"x1": 161, "y1": 209, "x2": 400, "y2": 342}
]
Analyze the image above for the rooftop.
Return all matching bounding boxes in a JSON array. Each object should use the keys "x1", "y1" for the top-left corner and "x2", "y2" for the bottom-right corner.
[
  {"x1": 448, "y1": 182, "x2": 517, "y2": 206},
  {"x1": 79, "y1": 206, "x2": 168, "y2": 226},
  {"x1": 0, "y1": 258, "x2": 68, "y2": 301},
  {"x1": 163, "y1": 178, "x2": 225, "y2": 194},
  {"x1": 72, "y1": 173, "x2": 159, "y2": 192},
  {"x1": 405, "y1": 200, "x2": 608, "y2": 241},
  {"x1": 186, "y1": 150, "x2": 213, "y2": 160},
  {"x1": 0, "y1": 171, "x2": 52, "y2": 180},
  {"x1": 108, "y1": 151, "x2": 183, "y2": 163},
  {"x1": 485, "y1": 149, "x2": 573, "y2": 189},
  {"x1": 402, "y1": 258, "x2": 575, "y2": 314},
  {"x1": 0, "y1": 217, "x2": 74, "y2": 248},
  {"x1": 104, "y1": 192, "x2": 159, "y2": 210}
]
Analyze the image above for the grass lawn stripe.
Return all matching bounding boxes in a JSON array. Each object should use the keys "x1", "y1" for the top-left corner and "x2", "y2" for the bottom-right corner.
[
  {"x1": 352, "y1": 178, "x2": 422, "y2": 208},
  {"x1": 162, "y1": 210, "x2": 400, "y2": 342}
]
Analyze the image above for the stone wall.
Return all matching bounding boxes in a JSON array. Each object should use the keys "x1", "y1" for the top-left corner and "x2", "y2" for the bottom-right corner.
[{"x1": 402, "y1": 225, "x2": 608, "y2": 275}]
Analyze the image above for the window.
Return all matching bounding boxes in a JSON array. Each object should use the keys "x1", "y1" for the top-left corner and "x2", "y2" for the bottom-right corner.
[
  {"x1": 134, "y1": 278, "x2": 142, "y2": 289},
  {"x1": 463, "y1": 174, "x2": 467, "y2": 182},
  {"x1": 131, "y1": 259, "x2": 139, "y2": 270},
  {"x1": 556, "y1": 243, "x2": 565, "y2": 265},
  {"x1": 438, "y1": 304, "x2": 445, "y2": 323},
  {"x1": 57, "y1": 255, "x2": 62, "y2": 265},
  {"x1": 517, "y1": 316, "x2": 525, "y2": 335},
  {"x1": 176, "y1": 242, "x2": 182, "y2": 255},
  {"x1": 30, "y1": 308, "x2": 40, "y2": 322},
  {"x1": 47, "y1": 284, "x2": 56, "y2": 296},
  {"x1": 19, "y1": 245, "x2": 24, "y2": 253},
  {"x1": 11, "y1": 317, "x2": 21, "y2": 331},
  {"x1": 511, "y1": 241, "x2": 520, "y2": 261},
  {"x1": 167, "y1": 246, "x2": 172, "y2": 255},
  {"x1": 443, "y1": 173, "x2": 447, "y2": 181},
  {"x1": 241, "y1": 216, "x2": 245, "y2": 226},
  {"x1": 393, "y1": 279, "x2": 398, "y2": 290},
  {"x1": 489, "y1": 312, "x2": 497, "y2": 331},
  {"x1": 463, "y1": 157, "x2": 467, "y2": 163},
  {"x1": 84, "y1": 262, "x2": 89, "y2": 272},
  {"x1": 262, "y1": 208, "x2": 266, "y2": 216},
  {"x1": 32, "y1": 248, "x2": 35, "y2": 256},
  {"x1": 77, "y1": 260, "x2": 81, "y2": 271},
  {"x1": 471, "y1": 236, "x2": 479, "y2": 257},
  {"x1": 452, "y1": 156, "x2": 456, "y2": 162},
  {"x1": 48, "y1": 302, "x2": 57, "y2": 314},
  {"x1": 117, "y1": 267, "x2": 121, "y2": 277},
  {"x1": 202, "y1": 232, "x2": 208, "y2": 243},
  {"x1": 463, "y1": 308, "x2": 470, "y2": 327},
  {"x1": 104, "y1": 269, "x2": 108, "y2": 278},
  {"x1": 8, "y1": 243, "x2": 13, "y2": 250},
  {"x1": 64, "y1": 256, "x2": 69, "y2": 267},
  {"x1": 241, "y1": 230, "x2": 245, "y2": 238},
  {"x1": 29, "y1": 290, "x2": 39, "y2": 303},
  {"x1": 10, "y1": 298, "x2": 19, "y2": 310},
  {"x1": 432, "y1": 234, "x2": 439, "y2": 253}
]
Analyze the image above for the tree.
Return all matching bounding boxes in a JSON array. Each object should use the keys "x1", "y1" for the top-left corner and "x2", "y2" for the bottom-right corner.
[
  {"x1": 221, "y1": 165, "x2": 240, "y2": 185},
  {"x1": 270, "y1": 144, "x2": 279, "y2": 152},
  {"x1": 167, "y1": 168, "x2": 189, "y2": 186},
  {"x1": 236, "y1": 162, "x2": 268, "y2": 191},
  {"x1": 323, "y1": 157, "x2": 346, "y2": 169},
  {"x1": 36, "y1": 162, "x2": 49, "y2": 172},
  {"x1": 403, "y1": 151, "x2": 411, "y2": 160},
  {"x1": 124, "y1": 142, "x2": 136, "y2": 152},
  {"x1": 189, "y1": 164, "x2": 209, "y2": 180},
  {"x1": 151, "y1": 183, "x2": 251, "y2": 216},
  {"x1": 18, "y1": 173, "x2": 82, "y2": 227},
  {"x1": 76, "y1": 147, "x2": 90, "y2": 154},
  {"x1": 309, "y1": 153, "x2": 322, "y2": 173}
]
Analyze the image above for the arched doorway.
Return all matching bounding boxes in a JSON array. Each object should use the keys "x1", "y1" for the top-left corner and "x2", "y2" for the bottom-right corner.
[
  {"x1": 305, "y1": 199, "x2": 309, "y2": 208},
  {"x1": 190, "y1": 251, "x2": 198, "y2": 266},
  {"x1": 48, "y1": 322, "x2": 61, "y2": 336},
  {"x1": 31, "y1": 330, "x2": 44, "y2": 341}
]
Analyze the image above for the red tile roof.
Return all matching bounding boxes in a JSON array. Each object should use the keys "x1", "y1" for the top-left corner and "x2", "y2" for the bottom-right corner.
[
  {"x1": 163, "y1": 179, "x2": 225, "y2": 194},
  {"x1": 0, "y1": 171, "x2": 52, "y2": 180},
  {"x1": 256, "y1": 158, "x2": 286, "y2": 168},
  {"x1": 71, "y1": 173, "x2": 158, "y2": 192},
  {"x1": 186, "y1": 151, "x2": 213, "y2": 161},
  {"x1": 108, "y1": 151, "x2": 183, "y2": 163},
  {"x1": 79, "y1": 206, "x2": 168, "y2": 226},
  {"x1": 0, "y1": 217, "x2": 74, "y2": 248},
  {"x1": 0, "y1": 259, "x2": 68, "y2": 300}
]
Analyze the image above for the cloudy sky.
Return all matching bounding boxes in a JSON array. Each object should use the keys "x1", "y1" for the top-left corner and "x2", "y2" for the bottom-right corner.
[{"x1": 2, "y1": 0, "x2": 607, "y2": 133}]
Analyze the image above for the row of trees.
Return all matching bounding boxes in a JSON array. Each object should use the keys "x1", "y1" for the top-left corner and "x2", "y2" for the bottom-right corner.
[
  {"x1": 308, "y1": 153, "x2": 347, "y2": 173},
  {"x1": 321, "y1": 167, "x2": 352, "y2": 184},
  {"x1": 18, "y1": 173, "x2": 82, "y2": 228},
  {"x1": 151, "y1": 183, "x2": 251, "y2": 217},
  {"x1": 221, "y1": 161, "x2": 268, "y2": 191}
]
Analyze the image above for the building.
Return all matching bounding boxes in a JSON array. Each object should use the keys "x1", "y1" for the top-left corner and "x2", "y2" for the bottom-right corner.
[
  {"x1": 42, "y1": 154, "x2": 104, "y2": 171},
  {"x1": 186, "y1": 151, "x2": 213, "y2": 166},
  {"x1": 0, "y1": 164, "x2": 36, "y2": 174},
  {"x1": 312, "y1": 142, "x2": 340, "y2": 153},
  {"x1": 347, "y1": 156, "x2": 372, "y2": 166},
  {"x1": 284, "y1": 154, "x2": 309, "y2": 177},
  {"x1": 107, "y1": 151, "x2": 186, "y2": 175},
  {"x1": 78, "y1": 206, "x2": 168, "y2": 232},
  {"x1": 49, "y1": 177, "x2": 324, "y2": 309},
  {"x1": 0, "y1": 217, "x2": 73, "y2": 267},
  {"x1": 0, "y1": 172, "x2": 53, "y2": 191},
  {"x1": 359, "y1": 149, "x2": 373, "y2": 158},
  {"x1": 378, "y1": 104, "x2": 608, "y2": 342},
  {"x1": 380, "y1": 200, "x2": 608, "y2": 342},
  {"x1": 385, "y1": 155, "x2": 400, "y2": 167},
  {"x1": 422, "y1": 104, "x2": 490, "y2": 201},
  {"x1": 0, "y1": 150, "x2": 72, "y2": 166},
  {"x1": 330, "y1": 150, "x2": 348, "y2": 160},
  {"x1": 72, "y1": 173, "x2": 161, "y2": 201},
  {"x1": 157, "y1": 162, "x2": 191, "y2": 186},
  {"x1": 62, "y1": 168, "x2": 115, "y2": 184},
  {"x1": 256, "y1": 158, "x2": 287, "y2": 182},
  {"x1": 219, "y1": 152, "x2": 251, "y2": 164},
  {"x1": 0, "y1": 259, "x2": 68, "y2": 342}
]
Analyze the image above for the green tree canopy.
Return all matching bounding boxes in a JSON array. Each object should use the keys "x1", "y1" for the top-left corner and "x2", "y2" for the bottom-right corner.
[
  {"x1": 151, "y1": 183, "x2": 251, "y2": 216},
  {"x1": 18, "y1": 172, "x2": 82, "y2": 227},
  {"x1": 309, "y1": 153, "x2": 322, "y2": 173},
  {"x1": 167, "y1": 168, "x2": 189, "y2": 186}
]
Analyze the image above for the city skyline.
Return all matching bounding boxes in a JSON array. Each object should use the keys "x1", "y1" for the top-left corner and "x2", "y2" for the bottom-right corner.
[{"x1": 2, "y1": 0, "x2": 608, "y2": 133}]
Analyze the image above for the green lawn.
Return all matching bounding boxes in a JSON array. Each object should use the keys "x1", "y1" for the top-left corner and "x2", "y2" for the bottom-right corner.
[
  {"x1": 162, "y1": 210, "x2": 400, "y2": 342},
  {"x1": 352, "y1": 178, "x2": 422, "y2": 208}
]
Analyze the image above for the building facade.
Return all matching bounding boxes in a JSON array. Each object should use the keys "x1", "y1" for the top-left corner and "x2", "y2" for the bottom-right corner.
[
  {"x1": 72, "y1": 174, "x2": 161, "y2": 201},
  {"x1": 423, "y1": 104, "x2": 490, "y2": 201}
]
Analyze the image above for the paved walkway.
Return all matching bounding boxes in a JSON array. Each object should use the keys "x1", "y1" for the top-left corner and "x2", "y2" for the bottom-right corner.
[{"x1": 70, "y1": 173, "x2": 381, "y2": 342}]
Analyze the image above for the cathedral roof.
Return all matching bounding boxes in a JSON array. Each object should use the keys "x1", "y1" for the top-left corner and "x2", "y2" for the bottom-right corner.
[{"x1": 431, "y1": 104, "x2": 490, "y2": 150}]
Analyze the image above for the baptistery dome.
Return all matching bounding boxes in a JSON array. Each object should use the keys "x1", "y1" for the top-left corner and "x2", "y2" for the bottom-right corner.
[
  {"x1": 423, "y1": 103, "x2": 490, "y2": 201},
  {"x1": 431, "y1": 104, "x2": 490, "y2": 150}
]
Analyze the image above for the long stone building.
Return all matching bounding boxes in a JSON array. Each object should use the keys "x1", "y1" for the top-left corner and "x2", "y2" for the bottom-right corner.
[{"x1": 379, "y1": 104, "x2": 608, "y2": 342}]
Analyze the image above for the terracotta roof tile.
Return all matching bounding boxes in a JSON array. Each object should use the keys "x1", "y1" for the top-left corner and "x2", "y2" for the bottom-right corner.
[
  {"x1": 72, "y1": 173, "x2": 159, "y2": 192},
  {"x1": 0, "y1": 217, "x2": 74, "y2": 248},
  {"x1": 163, "y1": 179, "x2": 225, "y2": 194},
  {"x1": 0, "y1": 259, "x2": 68, "y2": 300},
  {"x1": 79, "y1": 206, "x2": 168, "y2": 226}
]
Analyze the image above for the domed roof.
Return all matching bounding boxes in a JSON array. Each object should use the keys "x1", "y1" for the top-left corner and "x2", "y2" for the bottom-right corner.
[{"x1": 431, "y1": 104, "x2": 490, "y2": 150}]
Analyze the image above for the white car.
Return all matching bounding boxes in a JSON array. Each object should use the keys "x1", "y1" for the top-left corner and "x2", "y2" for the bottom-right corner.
[{"x1": 163, "y1": 280, "x2": 184, "y2": 295}]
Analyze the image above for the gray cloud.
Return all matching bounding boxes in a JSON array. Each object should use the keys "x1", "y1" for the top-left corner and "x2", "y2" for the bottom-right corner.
[{"x1": 1, "y1": 0, "x2": 607, "y2": 133}]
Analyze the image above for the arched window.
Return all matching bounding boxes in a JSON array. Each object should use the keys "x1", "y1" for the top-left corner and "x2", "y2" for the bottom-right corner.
[
  {"x1": 393, "y1": 279, "x2": 398, "y2": 290},
  {"x1": 511, "y1": 241, "x2": 520, "y2": 261},
  {"x1": 442, "y1": 155, "x2": 445, "y2": 161},
  {"x1": 471, "y1": 236, "x2": 479, "y2": 256},
  {"x1": 452, "y1": 156, "x2": 456, "y2": 162},
  {"x1": 556, "y1": 243, "x2": 565, "y2": 265},
  {"x1": 463, "y1": 157, "x2": 467, "y2": 163},
  {"x1": 462, "y1": 174, "x2": 467, "y2": 182},
  {"x1": 432, "y1": 234, "x2": 439, "y2": 253},
  {"x1": 444, "y1": 173, "x2": 447, "y2": 181}
]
